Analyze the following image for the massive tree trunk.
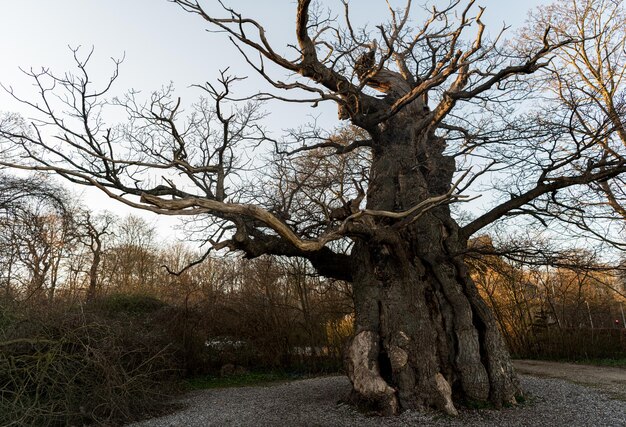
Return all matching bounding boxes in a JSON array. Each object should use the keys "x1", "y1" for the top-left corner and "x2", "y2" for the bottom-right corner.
[{"x1": 344, "y1": 121, "x2": 520, "y2": 415}]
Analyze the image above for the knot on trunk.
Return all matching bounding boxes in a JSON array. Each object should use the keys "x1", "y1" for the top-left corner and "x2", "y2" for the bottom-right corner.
[
  {"x1": 388, "y1": 345, "x2": 408, "y2": 369},
  {"x1": 435, "y1": 373, "x2": 459, "y2": 416},
  {"x1": 344, "y1": 331, "x2": 399, "y2": 415}
]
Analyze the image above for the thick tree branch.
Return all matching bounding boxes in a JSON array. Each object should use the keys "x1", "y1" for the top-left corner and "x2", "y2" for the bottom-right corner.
[
  {"x1": 462, "y1": 163, "x2": 626, "y2": 238},
  {"x1": 223, "y1": 229, "x2": 352, "y2": 282}
]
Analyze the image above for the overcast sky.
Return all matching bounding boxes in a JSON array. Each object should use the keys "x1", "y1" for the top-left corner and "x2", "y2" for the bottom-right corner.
[{"x1": 0, "y1": 0, "x2": 550, "y2": 239}]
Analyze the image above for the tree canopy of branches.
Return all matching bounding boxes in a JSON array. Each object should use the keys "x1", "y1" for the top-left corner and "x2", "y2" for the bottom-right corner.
[
  {"x1": 507, "y1": 0, "x2": 626, "y2": 250},
  {"x1": 0, "y1": 174, "x2": 73, "y2": 300},
  {"x1": 2, "y1": 0, "x2": 626, "y2": 416}
]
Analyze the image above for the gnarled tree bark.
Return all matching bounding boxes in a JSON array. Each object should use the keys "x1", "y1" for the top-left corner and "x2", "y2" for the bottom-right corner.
[{"x1": 344, "y1": 116, "x2": 519, "y2": 415}]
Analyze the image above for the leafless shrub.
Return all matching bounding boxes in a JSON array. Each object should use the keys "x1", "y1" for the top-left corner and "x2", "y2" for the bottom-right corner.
[{"x1": 0, "y1": 299, "x2": 181, "y2": 426}]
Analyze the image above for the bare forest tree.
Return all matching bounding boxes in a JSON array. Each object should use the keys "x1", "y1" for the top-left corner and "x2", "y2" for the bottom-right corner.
[
  {"x1": 468, "y1": 236, "x2": 626, "y2": 357},
  {"x1": 520, "y1": 0, "x2": 626, "y2": 249},
  {"x1": 1, "y1": 0, "x2": 626, "y2": 415},
  {"x1": 76, "y1": 210, "x2": 115, "y2": 301},
  {"x1": 0, "y1": 174, "x2": 74, "y2": 301},
  {"x1": 100, "y1": 215, "x2": 159, "y2": 293}
]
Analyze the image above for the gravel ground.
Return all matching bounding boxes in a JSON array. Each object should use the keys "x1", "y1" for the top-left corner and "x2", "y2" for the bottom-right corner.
[
  {"x1": 514, "y1": 360, "x2": 626, "y2": 401},
  {"x1": 130, "y1": 374, "x2": 626, "y2": 427}
]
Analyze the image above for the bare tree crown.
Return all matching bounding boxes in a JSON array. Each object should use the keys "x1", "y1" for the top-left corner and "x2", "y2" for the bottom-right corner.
[{"x1": 0, "y1": 0, "x2": 625, "y2": 277}]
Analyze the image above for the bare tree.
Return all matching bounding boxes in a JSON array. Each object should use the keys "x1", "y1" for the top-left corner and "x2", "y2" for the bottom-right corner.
[
  {"x1": 517, "y1": 0, "x2": 626, "y2": 248},
  {"x1": 76, "y1": 211, "x2": 115, "y2": 301},
  {"x1": 1, "y1": 0, "x2": 626, "y2": 415},
  {"x1": 100, "y1": 215, "x2": 159, "y2": 294},
  {"x1": 0, "y1": 174, "x2": 73, "y2": 301}
]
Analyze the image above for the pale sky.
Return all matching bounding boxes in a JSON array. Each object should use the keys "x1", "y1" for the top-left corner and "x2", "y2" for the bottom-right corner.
[{"x1": 0, "y1": 0, "x2": 550, "y2": 240}]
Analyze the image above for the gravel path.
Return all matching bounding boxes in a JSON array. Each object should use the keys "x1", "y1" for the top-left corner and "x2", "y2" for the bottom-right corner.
[
  {"x1": 130, "y1": 372, "x2": 626, "y2": 427},
  {"x1": 514, "y1": 360, "x2": 626, "y2": 400}
]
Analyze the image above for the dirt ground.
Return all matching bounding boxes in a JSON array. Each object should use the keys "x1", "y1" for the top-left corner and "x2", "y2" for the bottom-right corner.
[{"x1": 513, "y1": 359, "x2": 626, "y2": 400}]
